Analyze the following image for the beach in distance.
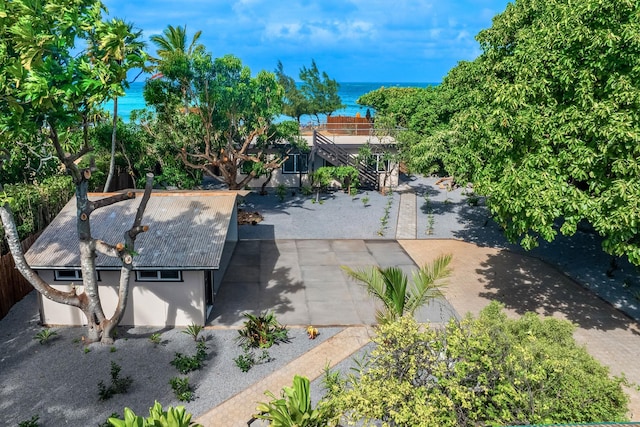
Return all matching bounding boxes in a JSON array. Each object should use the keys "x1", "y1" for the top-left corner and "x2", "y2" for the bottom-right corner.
[{"x1": 105, "y1": 81, "x2": 437, "y2": 123}]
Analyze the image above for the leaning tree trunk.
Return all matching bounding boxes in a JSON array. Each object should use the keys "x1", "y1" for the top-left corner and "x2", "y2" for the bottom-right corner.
[
  {"x1": 103, "y1": 96, "x2": 118, "y2": 192},
  {"x1": 0, "y1": 168, "x2": 153, "y2": 344}
]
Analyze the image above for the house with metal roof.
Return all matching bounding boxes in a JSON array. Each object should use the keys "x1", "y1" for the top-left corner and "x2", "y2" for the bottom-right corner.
[{"x1": 24, "y1": 191, "x2": 239, "y2": 327}]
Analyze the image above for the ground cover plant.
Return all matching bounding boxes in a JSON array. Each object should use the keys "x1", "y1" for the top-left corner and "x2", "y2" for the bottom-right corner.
[
  {"x1": 98, "y1": 362, "x2": 134, "y2": 401},
  {"x1": 320, "y1": 303, "x2": 629, "y2": 426}
]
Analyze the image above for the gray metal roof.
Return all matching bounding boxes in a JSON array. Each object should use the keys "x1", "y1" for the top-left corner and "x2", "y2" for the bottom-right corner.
[{"x1": 25, "y1": 191, "x2": 238, "y2": 270}]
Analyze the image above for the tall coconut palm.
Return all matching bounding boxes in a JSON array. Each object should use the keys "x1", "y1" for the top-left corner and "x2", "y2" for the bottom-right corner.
[
  {"x1": 150, "y1": 25, "x2": 202, "y2": 60},
  {"x1": 342, "y1": 254, "x2": 452, "y2": 324},
  {"x1": 150, "y1": 25, "x2": 203, "y2": 112}
]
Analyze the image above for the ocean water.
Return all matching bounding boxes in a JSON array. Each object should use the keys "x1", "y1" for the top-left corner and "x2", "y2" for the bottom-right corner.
[{"x1": 103, "y1": 81, "x2": 436, "y2": 123}]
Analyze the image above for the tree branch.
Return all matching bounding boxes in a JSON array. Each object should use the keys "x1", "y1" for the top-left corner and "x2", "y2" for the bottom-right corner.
[
  {"x1": 0, "y1": 203, "x2": 82, "y2": 305},
  {"x1": 91, "y1": 191, "x2": 136, "y2": 211}
]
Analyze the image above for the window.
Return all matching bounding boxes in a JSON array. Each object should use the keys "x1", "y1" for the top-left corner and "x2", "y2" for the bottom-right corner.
[
  {"x1": 54, "y1": 270, "x2": 101, "y2": 281},
  {"x1": 282, "y1": 153, "x2": 308, "y2": 174},
  {"x1": 135, "y1": 270, "x2": 182, "y2": 282},
  {"x1": 54, "y1": 270, "x2": 82, "y2": 281}
]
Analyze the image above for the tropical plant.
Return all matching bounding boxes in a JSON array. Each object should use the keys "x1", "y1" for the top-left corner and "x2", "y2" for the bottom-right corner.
[
  {"x1": 169, "y1": 377, "x2": 195, "y2": 402},
  {"x1": 108, "y1": 401, "x2": 202, "y2": 427},
  {"x1": 98, "y1": 362, "x2": 133, "y2": 400},
  {"x1": 342, "y1": 254, "x2": 452, "y2": 323},
  {"x1": 33, "y1": 328, "x2": 58, "y2": 345},
  {"x1": 255, "y1": 375, "x2": 325, "y2": 427},
  {"x1": 91, "y1": 18, "x2": 147, "y2": 191},
  {"x1": 182, "y1": 323, "x2": 204, "y2": 341},
  {"x1": 321, "y1": 303, "x2": 629, "y2": 426},
  {"x1": 237, "y1": 311, "x2": 289, "y2": 349}
]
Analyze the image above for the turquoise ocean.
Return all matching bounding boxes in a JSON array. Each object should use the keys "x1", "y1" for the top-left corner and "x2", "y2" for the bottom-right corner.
[{"x1": 105, "y1": 81, "x2": 436, "y2": 123}]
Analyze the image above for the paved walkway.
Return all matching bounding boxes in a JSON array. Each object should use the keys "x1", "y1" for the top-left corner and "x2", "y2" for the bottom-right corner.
[{"x1": 395, "y1": 190, "x2": 417, "y2": 239}]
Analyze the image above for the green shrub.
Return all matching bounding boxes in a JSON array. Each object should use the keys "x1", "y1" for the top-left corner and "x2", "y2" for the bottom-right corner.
[
  {"x1": 18, "y1": 415, "x2": 40, "y2": 427},
  {"x1": 98, "y1": 362, "x2": 133, "y2": 400},
  {"x1": 108, "y1": 401, "x2": 202, "y2": 427},
  {"x1": 170, "y1": 340, "x2": 208, "y2": 374},
  {"x1": 0, "y1": 174, "x2": 74, "y2": 250},
  {"x1": 169, "y1": 377, "x2": 195, "y2": 402},
  {"x1": 256, "y1": 375, "x2": 324, "y2": 426},
  {"x1": 322, "y1": 303, "x2": 629, "y2": 426},
  {"x1": 33, "y1": 328, "x2": 58, "y2": 345},
  {"x1": 237, "y1": 311, "x2": 289, "y2": 349}
]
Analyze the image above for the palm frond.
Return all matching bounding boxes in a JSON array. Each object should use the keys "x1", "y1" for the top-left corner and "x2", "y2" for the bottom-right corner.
[
  {"x1": 406, "y1": 254, "x2": 452, "y2": 315},
  {"x1": 341, "y1": 265, "x2": 391, "y2": 312},
  {"x1": 378, "y1": 266, "x2": 408, "y2": 319}
]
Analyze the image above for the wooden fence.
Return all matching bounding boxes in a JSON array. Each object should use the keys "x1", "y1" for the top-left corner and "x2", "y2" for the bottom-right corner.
[
  {"x1": 326, "y1": 116, "x2": 373, "y2": 136},
  {"x1": 0, "y1": 234, "x2": 40, "y2": 320}
]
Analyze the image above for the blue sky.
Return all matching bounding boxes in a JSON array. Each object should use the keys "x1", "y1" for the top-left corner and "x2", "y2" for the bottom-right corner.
[{"x1": 102, "y1": 0, "x2": 511, "y2": 83}]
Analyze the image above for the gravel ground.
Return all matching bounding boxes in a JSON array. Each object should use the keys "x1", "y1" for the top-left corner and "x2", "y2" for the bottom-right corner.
[
  {"x1": 0, "y1": 293, "x2": 341, "y2": 426},
  {"x1": 238, "y1": 188, "x2": 399, "y2": 240}
]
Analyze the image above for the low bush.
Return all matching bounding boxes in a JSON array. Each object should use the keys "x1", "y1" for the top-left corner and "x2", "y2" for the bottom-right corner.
[
  {"x1": 98, "y1": 362, "x2": 133, "y2": 401},
  {"x1": 322, "y1": 302, "x2": 629, "y2": 426},
  {"x1": 170, "y1": 340, "x2": 208, "y2": 374},
  {"x1": 237, "y1": 311, "x2": 289, "y2": 349}
]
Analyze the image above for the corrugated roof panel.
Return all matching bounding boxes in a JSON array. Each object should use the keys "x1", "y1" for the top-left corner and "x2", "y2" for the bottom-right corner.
[{"x1": 25, "y1": 191, "x2": 237, "y2": 270}]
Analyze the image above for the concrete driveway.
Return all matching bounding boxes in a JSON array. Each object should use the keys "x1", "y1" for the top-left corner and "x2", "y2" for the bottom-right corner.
[{"x1": 207, "y1": 239, "x2": 457, "y2": 327}]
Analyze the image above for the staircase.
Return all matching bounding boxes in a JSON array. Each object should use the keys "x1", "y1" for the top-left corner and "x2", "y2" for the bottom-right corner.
[{"x1": 312, "y1": 130, "x2": 379, "y2": 190}]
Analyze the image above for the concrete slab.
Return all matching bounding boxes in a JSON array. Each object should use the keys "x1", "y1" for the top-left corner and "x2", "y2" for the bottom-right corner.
[{"x1": 209, "y1": 240, "x2": 459, "y2": 328}]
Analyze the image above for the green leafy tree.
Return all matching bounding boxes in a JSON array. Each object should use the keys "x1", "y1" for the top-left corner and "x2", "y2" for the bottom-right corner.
[
  {"x1": 357, "y1": 85, "x2": 459, "y2": 176},
  {"x1": 342, "y1": 254, "x2": 451, "y2": 324},
  {"x1": 0, "y1": 0, "x2": 154, "y2": 343},
  {"x1": 275, "y1": 60, "x2": 311, "y2": 123},
  {"x1": 143, "y1": 35, "x2": 302, "y2": 190},
  {"x1": 444, "y1": 0, "x2": 640, "y2": 264},
  {"x1": 149, "y1": 25, "x2": 203, "y2": 111},
  {"x1": 299, "y1": 59, "x2": 344, "y2": 120},
  {"x1": 323, "y1": 303, "x2": 629, "y2": 426}
]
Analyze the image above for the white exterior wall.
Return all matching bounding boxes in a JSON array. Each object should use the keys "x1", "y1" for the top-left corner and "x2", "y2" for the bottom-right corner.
[{"x1": 38, "y1": 270, "x2": 206, "y2": 327}]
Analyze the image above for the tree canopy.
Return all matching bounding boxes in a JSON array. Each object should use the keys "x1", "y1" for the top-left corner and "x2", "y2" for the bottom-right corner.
[
  {"x1": 275, "y1": 59, "x2": 344, "y2": 123},
  {"x1": 374, "y1": 0, "x2": 640, "y2": 266},
  {"x1": 142, "y1": 35, "x2": 302, "y2": 189}
]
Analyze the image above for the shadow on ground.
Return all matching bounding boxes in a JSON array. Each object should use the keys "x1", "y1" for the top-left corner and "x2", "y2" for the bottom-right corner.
[{"x1": 475, "y1": 250, "x2": 640, "y2": 335}]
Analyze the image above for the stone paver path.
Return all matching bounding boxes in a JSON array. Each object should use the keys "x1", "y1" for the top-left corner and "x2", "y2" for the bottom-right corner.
[{"x1": 395, "y1": 191, "x2": 417, "y2": 239}]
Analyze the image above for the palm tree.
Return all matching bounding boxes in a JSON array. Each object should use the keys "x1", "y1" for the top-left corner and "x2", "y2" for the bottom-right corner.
[
  {"x1": 150, "y1": 25, "x2": 202, "y2": 60},
  {"x1": 342, "y1": 254, "x2": 452, "y2": 324},
  {"x1": 149, "y1": 25, "x2": 203, "y2": 112},
  {"x1": 93, "y1": 18, "x2": 146, "y2": 191}
]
